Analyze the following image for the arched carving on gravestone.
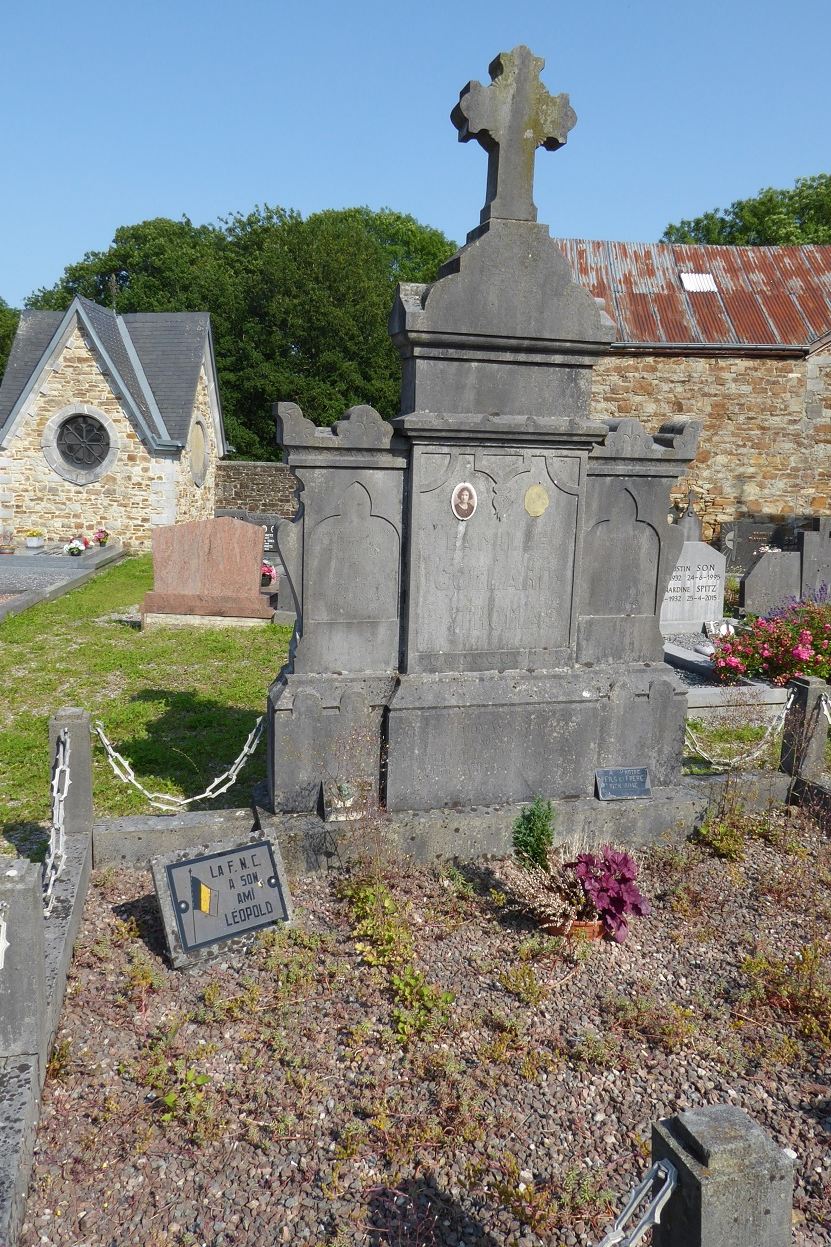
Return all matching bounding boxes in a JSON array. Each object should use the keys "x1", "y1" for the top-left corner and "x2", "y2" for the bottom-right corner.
[
  {"x1": 306, "y1": 481, "x2": 400, "y2": 623},
  {"x1": 583, "y1": 487, "x2": 660, "y2": 616}
]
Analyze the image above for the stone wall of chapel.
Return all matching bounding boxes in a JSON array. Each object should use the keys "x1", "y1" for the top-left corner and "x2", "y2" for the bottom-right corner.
[
  {"x1": 175, "y1": 364, "x2": 219, "y2": 525},
  {"x1": 591, "y1": 352, "x2": 830, "y2": 540},
  {"x1": 0, "y1": 326, "x2": 167, "y2": 549}
]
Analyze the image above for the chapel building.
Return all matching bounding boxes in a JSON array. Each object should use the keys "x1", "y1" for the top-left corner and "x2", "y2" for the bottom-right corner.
[{"x1": 0, "y1": 296, "x2": 227, "y2": 549}]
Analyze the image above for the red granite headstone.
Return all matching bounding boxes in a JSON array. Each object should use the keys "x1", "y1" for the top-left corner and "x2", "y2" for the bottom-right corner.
[{"x1": 142, "y1": 517, "x2": 273, "y2": 620}]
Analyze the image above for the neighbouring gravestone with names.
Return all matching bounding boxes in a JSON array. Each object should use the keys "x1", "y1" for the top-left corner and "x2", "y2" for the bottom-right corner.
[
  {"x1": 595, "y1": 767, "x2": 652, "y2": 800},
  {"x1": 151, "y1": 837, "x2": 292, "y2": 968},
  {"x1": 660, "y1": 541, "x2": 727, "y2": 634},
  {"x1": 718, "y1": 518, "x2": 811, "y2": 575},
  {"x1": 266, "y1": 46, "x2": 699, "y2": 818}
]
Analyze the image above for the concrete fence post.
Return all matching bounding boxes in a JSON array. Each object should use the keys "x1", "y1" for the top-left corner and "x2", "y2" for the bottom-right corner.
[
  {"x1": 0, "y1": 862, "x2": 47, "y2": 1078},
  {"x1": 49, "y1": 707, "x2": 93, "y2": 836},
  {"x1": 779, "y1": 676, "x2": 828, "y2": 780},
  {"x1": 652, "y1": 1105, "x2": 793, "y2": 1247}
]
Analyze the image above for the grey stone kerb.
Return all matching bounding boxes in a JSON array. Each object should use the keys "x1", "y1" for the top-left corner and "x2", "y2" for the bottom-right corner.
[{"x1": 265, "y1": 48, "x2": 700, "y2": 823}]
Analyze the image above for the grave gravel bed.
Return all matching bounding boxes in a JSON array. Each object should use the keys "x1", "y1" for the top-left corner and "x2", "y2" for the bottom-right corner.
[{"x1": 20, "y1": 815, "x2": 831, "y2": 1247}]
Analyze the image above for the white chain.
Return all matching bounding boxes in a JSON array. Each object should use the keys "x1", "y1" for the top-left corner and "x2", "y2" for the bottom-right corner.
[
  {"x1": 684, "y1": 688, "x2": 795, "y2": 768},
  {"x1": 94, "y1": 715, "x2": 265, "y2": 812},
  {"x1": 596, "y1": 1159, "x2": 677, "y2": 1247},
  {"x1": 820, "y1": 692, "x2": 831, "y2": 726},
  {"x1": 42, "y1": 729, "x2": 70, "y2": 917}
]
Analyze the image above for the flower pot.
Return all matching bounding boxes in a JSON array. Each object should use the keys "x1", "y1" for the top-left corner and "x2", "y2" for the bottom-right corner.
[
  {"x1": 542, "y1": 917, "x2": 606, "y2": 940},
  {"x1": 68, "y1": 549, "x2": 82, "y2": 557},
  {"x1": 261, "y1": 575, "x2": 274, "y2": 588},
  {"x1": 26, "y1": 537, "x2": 44, "y2": 548}
]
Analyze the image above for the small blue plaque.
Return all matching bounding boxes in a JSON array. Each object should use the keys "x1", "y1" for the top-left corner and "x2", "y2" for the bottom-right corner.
[{"x1": 595, "y1": 767, "x2": 651, "y2": 801}]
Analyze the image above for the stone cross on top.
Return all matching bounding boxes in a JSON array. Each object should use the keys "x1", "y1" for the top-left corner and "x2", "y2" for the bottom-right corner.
[{"x1": 451, "y1": 45, "x2": 576, "y2": 227}]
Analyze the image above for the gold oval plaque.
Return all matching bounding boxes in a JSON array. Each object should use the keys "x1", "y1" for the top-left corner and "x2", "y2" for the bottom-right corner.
[{"x1": 524, "y1": 484, "x2": 550, "y2": 518}]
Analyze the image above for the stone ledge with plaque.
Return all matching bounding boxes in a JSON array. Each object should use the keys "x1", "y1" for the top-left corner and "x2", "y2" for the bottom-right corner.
[
  {"x1": 595, "y1": 767, "x2": 652, "y2": 801},
  {"x1": 151, "y1": 836, "x2": 293, "y2": 969}
]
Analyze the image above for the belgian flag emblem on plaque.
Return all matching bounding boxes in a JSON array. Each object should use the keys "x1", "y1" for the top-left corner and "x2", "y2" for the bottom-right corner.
[{"x1": 191, "y1": 874, "x2": 219, "y2": 918}]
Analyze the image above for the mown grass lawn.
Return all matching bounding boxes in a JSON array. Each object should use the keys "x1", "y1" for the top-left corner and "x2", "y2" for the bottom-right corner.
[{"x1": 0, "y1": 556, "x2": 292, "y2": 855}]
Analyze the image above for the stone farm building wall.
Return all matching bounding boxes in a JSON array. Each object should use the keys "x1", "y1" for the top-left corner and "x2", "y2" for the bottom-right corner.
[
  {"x1": 214, "y1": 459, "x2": 298, "y2": 518},
  {"x1": 592, "y1": 347, "x2": 831, "y2": 537},
  {"x1": 0, "y1": 298, "x2": 227, "y2": 550},
  {"x1": 557, "y1": 240, "x2": 831, "y2": 541}
]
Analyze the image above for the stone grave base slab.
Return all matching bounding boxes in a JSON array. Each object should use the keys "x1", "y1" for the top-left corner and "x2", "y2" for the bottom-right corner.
[
  {"x1": 90, "y1": 771, "x2": 791, "y2": 876},
  {"x1": 141, "y1": 591, "x2": 274, "y2": 621},
  {"x1": 384, "y1": 666, "x2": 687, "y2": 811},
  {"x1": 142, "y1": 612, "x2": 275, "y2": 630}
]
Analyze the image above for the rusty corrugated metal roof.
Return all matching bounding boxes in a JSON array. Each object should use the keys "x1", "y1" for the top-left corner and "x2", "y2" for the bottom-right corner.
[{"x1": 555, "y1": 240, "x2": 831, "y2": 350}]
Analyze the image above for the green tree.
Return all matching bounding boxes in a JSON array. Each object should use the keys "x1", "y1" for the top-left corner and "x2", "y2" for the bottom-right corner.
[
  {"x1": 662, "y1": 173, "x2": 831, "y2": 245},
  {"x1": 27, "y1": 208, "x2": 456, "y2": 458},
  {"x1": 0, "y1": 297, "x2": 21, "y2": 382}
]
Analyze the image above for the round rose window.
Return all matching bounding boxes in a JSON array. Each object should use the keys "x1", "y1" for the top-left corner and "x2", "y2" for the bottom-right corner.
[{"x1": 56, "y1": 414, "x2": 111, "y2": 470}]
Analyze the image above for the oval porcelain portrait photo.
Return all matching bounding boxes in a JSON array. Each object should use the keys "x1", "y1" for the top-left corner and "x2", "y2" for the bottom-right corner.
[{"x1": 450, "y1": 481, "x2": 477, "y2": 521}]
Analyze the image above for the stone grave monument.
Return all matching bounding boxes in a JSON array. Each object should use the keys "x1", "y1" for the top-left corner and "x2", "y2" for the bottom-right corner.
[
  {"x1": 660, "y1": 501, "x2": 727, "y2": 637},
  {"x1": 142, "y1": 516, "x2": 275, "y2": 627},
  {"x1": 265, "y1": 47, "x2": 700, "y2": 827},
  {"x1": 741, "y1": 518, "x2": 831, "y2": 615}
]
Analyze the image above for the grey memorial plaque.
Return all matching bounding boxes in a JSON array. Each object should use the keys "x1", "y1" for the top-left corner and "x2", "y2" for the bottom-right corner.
[
  {"x1": 595, "y1": 767, "x2": 652, "y2": 801},
  {"x1": 152, "y1": 837, "x2": 292, "y2": 968}
]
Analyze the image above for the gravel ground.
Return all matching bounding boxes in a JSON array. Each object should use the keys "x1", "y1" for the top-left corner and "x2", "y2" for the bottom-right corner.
[{"x1": 20, "y1": 813, "x2": 831, "y2": 1247}]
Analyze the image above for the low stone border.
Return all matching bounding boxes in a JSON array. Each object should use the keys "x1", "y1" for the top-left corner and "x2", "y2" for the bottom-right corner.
[
  {"x1": 0, "y1": 544, "x2": 125, "y2": 623},
  {"x1": 665, "y1": 641, "x2": 791, "y2": 724},
  {"x1": 0, "y1": 711, "x2": 93, "y2": 1247},
  {"x1": 90, "y1": 771, "x2": 792, "y2": 879}
]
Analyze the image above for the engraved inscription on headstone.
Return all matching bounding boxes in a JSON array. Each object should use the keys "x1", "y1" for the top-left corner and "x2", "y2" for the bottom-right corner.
[
  {"x1": 595, "y1": 767, "x2": 652, "y2": 801},
  {"x1": 152, "y1": 838, "x2": 292, "y2": 968},
  {"x1": 262, "y1": 522, "x2": 279, "y2": 555},
  {"x1": 660, "y1": 541, "x2": 726, "y2": 634},
  {"x1": 413, "y1": 449, "x2": 581, "y2": 659}
]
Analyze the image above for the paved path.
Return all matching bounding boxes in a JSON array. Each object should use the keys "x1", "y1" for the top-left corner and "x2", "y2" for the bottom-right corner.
[{"x1": 0, "y1": 545, "x2": 125, "y2": 621}]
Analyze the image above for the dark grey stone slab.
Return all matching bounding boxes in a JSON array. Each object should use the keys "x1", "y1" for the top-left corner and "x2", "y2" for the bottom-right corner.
[
  {"x1": 718, "y1": 519, "x2": 806, "y2": 575},
  {"x1": 151, "y1": 834, "x2": 293, "y2": 969},
  {"x1": 800, "y1": 519, "x2": 831, "y2": 596},
  {"x1": 740, "y1": 549, "x2": 801, "y2": 615},
  {"x1": 0, "y1": 1057, "x2": 40, "y2": 1247}
]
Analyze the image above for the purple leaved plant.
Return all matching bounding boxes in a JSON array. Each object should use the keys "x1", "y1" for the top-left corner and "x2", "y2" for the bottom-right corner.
[{"x1": 569, "y1": 846, "x2": 650, "y2": 942}]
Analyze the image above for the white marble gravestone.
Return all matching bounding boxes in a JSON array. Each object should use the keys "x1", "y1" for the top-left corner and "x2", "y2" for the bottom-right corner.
[{"x1": 660, "y1": 541, "x2": 726, "y2": 634}]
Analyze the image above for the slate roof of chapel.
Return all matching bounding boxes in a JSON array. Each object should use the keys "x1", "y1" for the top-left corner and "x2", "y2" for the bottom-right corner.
[{"x1": 0, "y1": 297, "x2": 214, "y2": 446}]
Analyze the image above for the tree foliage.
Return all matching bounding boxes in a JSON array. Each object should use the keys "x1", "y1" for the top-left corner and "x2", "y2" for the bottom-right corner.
[
  {"x1": 0, "y1": 297, "x2": 20, "y2": 381},
  {"x1": 662, "y1": 174, "x2": 831, "y2": 246},
  {"x1": 25, "y1": 208, "x2": 456, "y2": 458}
]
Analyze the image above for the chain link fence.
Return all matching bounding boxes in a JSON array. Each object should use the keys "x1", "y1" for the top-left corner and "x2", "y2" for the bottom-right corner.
[{"x1": 94, "y1": 715, "x2": 265, "y2": 813}]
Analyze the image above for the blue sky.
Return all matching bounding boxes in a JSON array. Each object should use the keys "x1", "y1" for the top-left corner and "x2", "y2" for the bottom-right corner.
[{"x1": 1, "y1": 0, "x2": 828, "y2": 307}]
